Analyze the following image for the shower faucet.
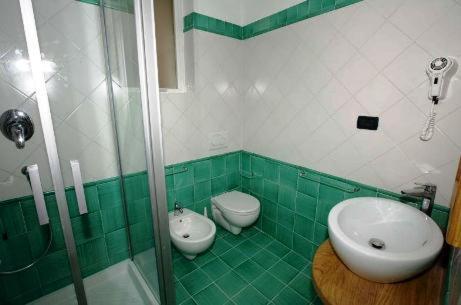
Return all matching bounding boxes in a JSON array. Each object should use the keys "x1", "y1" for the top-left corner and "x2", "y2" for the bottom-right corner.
[
  {"x1": 0, "y1": 109, "x2": 34, "y2": 149},
  {"x1": 401, "y1": 183, "x2": 437, "y2": 216}
]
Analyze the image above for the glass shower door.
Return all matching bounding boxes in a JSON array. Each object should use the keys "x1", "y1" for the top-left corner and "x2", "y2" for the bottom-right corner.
[{"x1": 0, "y1": 1, "x2": 85, "y2": 304}]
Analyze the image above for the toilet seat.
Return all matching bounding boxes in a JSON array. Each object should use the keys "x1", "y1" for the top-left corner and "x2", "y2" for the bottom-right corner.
[{"x1": 212, "y1": 191, "x2": 260, "y2": 215}]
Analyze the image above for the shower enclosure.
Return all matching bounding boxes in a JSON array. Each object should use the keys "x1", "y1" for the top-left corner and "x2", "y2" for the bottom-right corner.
[{"x1": 0, "y1": 0, "x2": 173, "y2": 304}]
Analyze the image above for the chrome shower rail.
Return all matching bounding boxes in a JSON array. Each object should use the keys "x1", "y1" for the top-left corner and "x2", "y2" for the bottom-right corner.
[
  {"x1": 0, "y1": 224, "x2": 52, "y2": 275},
  {"x1": 240, "y1": 171, "x2": 262, "y2": 179},
  {"x1": 298, "y1": 171, "x2": 360, "y2": 193},
  {"x1": 165, "y1": 166, "x2": 188, "y2": 176}
]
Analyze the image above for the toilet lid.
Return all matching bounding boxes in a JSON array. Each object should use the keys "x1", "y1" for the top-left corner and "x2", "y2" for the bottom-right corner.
[{"x1": 212, "y1": 191, "x2": 260, "y2": 214}]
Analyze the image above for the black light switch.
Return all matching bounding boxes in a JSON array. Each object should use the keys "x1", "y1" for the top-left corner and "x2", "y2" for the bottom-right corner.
[{"x1": 357, "y1": 116, "x2": 379, "y2": 130}]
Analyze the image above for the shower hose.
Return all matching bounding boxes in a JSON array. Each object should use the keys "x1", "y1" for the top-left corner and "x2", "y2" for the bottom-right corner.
[{"x1": 0, "y1": 223, "x2": 52, "y2": 275}]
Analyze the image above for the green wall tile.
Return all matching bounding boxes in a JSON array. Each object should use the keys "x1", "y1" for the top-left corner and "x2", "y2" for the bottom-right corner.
[
  {"x1": 97, "y1": 180, "x2": 122, "y2": 210},
  {"x1": 250, "y1": 177, "x2": 263, "y2": 195},
  {"x1": 174, "y1": 165, "x2": 194, "y2": 188},
  {"x1": 176, "y1": 185, "x2": 194, "y2": 206},
  {"x1": 0, "y1": 267, "x2": 41, "y2": 300},
  {"x1": 297, "y1": 177, "x2": 319, "y2": 198},
  {"x1": 0, "y1": 234, "x2": 32, "y2": 270},
  {"x1": 262, "y1": 199, "x2": 277, "y2": 221},
  {"x1": 295, "y1": 192, "x2": 317, "y2": 220},
  {"x1": 279, "y1": 186, "x2": 296, "y2": 210},
  {"x1": 101, "y1": 206, "x2": 125, "y2": 233},
  {"x1": 71, "y1": 212, "x2": 104, "y2": 245},
  {"x1": 36, "y1": 249, "x2": 71, "y2": 286},
  {"x1": 277, "y1": 206, "x2": 294, "y2": 230},
  {"x1": 279, "y1": 165, "x2": 298, "y2": 189},
  {"x1": 276, "y1": 224, "x2": 293, "y2": 248},
  {"x1": 105, "y1": 228, "x2": 129, "y2": 264},
  {"x1": 194, "y1": 160, "x2": 211, "y2": 183},
  {"x1": 194, "y1": 181, "x2": 212, "y2": 202},
  {"x1": 227, "y1": 172, "x2": 240, "y2": 189},
  {"x1": 211, "y1": 176, "x2": 227, "y2": 195},
  {"x1": 263, "y1": 180, "x2": 279, "y2": 202},
  {"x1": 313, "y1": 223, "x2": 329, "y2": 245},
  {"x1": 251, "y1": 156, "x2": 265, "y2": 176},
  {"x1": 262, "y1": 217, "x2": 277, "y2": 237},
  {"x1": 124, "y1": 174, "x2": 149, "y2": 202},
  {"x1": 294, "y1": 214, "x2": 314, "y2": 240},
  {"x1": 127, "y1": 198, "x2": 147, "y2": 224},
  {"x1": 212, "y1": 157, "x2": 226, "y2": 177},
  {"x1": 264, "y1": 161, "x2": 279, "y2": 182},
  {"x1": 77, "y1": 237, "x2": 109, "y2": 274},
  {"x1": 226, "y1": 153, "x2": 240, "y2": 173},
  {"x1": 0, "y1": 204, "x2": 26, "y2": 237}
]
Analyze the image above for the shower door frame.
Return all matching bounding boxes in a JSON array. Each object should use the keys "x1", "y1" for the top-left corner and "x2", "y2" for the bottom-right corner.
[
  {"x1": 17, "y1": 0, "x2": 173, "y2": 304},
  {"x1": 17, "y1": 0, "x2": 87, "y2": 303},
  {"x1": 132, "y1": 0, "x2": 175, "y2": 304}
]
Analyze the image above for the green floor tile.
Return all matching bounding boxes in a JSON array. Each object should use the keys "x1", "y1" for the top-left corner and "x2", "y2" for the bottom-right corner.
[
  {"x1": 174, "y1": 259, "x2": 199, "y2": 278},
  {"x1": 250, "y1": 232, "x2": 273, "y2": 247},
  {"x1": 268, "y1": 260, "x2": 298, "y2": 284},
  {"x1": 194, "y1": 251, "x2": 217, "y2": 266},
  {"x1": 251, "y1": 249, "x2": 280, "y2": 269},
  {"x1": 241, "y1": 227, "x2": 260, "y2": 238},
  {"x1": 273, "y1": 286, "x2": 308, "y2": 305},
  {"x1": 201, "y1": 258, "x2": 232, "y2": 280},
  {"x1": 289, "y1": 273, "x2": 316, "y2": 302},
  {"x1": 232, "y1": 286, "x2": 268, "y2": 305},
  {"x1": 252, "y1": 272, "x2": 285, "y2": 300},
  {"x1": 282, "y1": 251, "x2": 309, "y2": 270},
  {"x1": 181, "y1": 298, "x2": 198, "y2": 305},
  {"x1": 181, "y1": 269, "x2": 213, "y2": 295},
  {"x1": 193, "y1": 284, "x2": 229, "y2": 305},
  {"x1": 216, "y1": 271, "x2": 248, "y2": 298},
  {"x1": 234, "y1": 260, "x2": 265, "y2": 282},
  {"x1": 221, "y1": 248, "x2": 248, "y2": 268},
  {"x1": 210, "y1": 238, "x2": 233, "y2": 255},
  {"x1": 235, "y1": 240, "x2": 261, "y2": 257},
  {"x1": 176, "y1": 282, "x2": 191, "y2": 304},
  {"x1": 265, "y1": 241, "x2": 290, "y2": 258}
]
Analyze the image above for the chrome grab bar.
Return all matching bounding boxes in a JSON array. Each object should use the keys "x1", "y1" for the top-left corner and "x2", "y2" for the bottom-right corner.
[
  {"x1": 165, "y1": 166, "x2": 188, "y2": 176},
  {"x1": 70, "y1": 160, "x2": 88, "y2": 215},
  {"x1": 299, "y1": 171, "x2": 360, "y2": 193},
  {"x1": 27, "y1": 164, "x2": 49, "y2": 225}
]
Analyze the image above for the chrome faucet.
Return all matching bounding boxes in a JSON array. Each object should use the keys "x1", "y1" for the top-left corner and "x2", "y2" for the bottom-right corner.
[
  {"x1": 401, "y1": 183, "x2": 437, "y2": 216},
  {"x1": 174, "y1": 202, "x2": 184, "y2": 216}
]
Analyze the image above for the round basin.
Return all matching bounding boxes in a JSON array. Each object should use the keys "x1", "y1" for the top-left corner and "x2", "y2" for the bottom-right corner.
[{"x1": 328, "y1": 197, "x2": 444, "y2": 283}]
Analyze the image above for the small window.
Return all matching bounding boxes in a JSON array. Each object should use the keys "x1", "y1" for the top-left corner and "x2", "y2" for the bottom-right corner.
[{"x1": 154, "y1": 0, "x2": 183, "y2": 90}]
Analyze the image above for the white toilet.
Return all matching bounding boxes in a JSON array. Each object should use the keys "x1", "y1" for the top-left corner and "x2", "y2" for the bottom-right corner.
[
  {"x1": 169, "y1": 208, "x2": 216, "y2": 260},
  {"x1": 211, "y1": 191, "x2": 260, "y2": 235}
]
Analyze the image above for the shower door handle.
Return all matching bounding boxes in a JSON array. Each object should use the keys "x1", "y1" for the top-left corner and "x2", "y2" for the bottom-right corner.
[
  {"x1": 70, "y1": 160, "x2": 88, "y2": 215},
  {"x1": 27, "y1": 164, "x2": 49, "y2": 225}
]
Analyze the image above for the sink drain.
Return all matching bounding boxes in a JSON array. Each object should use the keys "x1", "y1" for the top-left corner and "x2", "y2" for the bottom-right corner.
[
  {"x1": 369, "y1": 238, "x2": 385, "y2": 250},
  {"x1": 183, "y1": 233, "x2": 190, "y2": 239}
]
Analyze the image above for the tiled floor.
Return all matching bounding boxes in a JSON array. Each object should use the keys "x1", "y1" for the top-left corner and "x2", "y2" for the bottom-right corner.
[{"x1": 173, "y1": 226, "x2": 322, "y2": 305}]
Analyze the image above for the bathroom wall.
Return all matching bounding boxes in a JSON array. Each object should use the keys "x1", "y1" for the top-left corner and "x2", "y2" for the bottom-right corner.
[
  {"x1": 0, "y1": 0, "x2": 119, "y2": 201},
  {"x1": 159, "y1": 30, "x2": 244, "y2": 166},
  {"x1": 241, "y1": 0, "x2": 461, "y2": 206}
]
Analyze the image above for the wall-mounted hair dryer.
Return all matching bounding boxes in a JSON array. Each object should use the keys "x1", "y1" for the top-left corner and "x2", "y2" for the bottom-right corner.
[{"x1": 420, "y1": 57, "x2": 456, "y2": 141}]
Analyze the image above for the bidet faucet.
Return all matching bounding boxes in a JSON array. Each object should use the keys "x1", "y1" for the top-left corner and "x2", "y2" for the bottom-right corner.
[
  {"x1": 401, "y1": 183, "x2": 437, "y2": 216},
  {"x1": 174, "y1": 202, "x2": 183, "y2": 216}
]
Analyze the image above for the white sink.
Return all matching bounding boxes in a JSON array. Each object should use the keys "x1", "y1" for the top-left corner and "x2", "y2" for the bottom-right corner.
[{"x1": 328, "y1": 197, "x2": 444, "y2": 283}]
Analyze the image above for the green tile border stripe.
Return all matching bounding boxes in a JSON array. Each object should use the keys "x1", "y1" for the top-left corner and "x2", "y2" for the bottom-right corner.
[
  {"x1": 183, "y1": 12, "x2": 244, "y2": 40},
  {"x1": 242, "y1": 150, "x2": 450, "y2": 214},
  {"x1": 183, "y1": 0, "x2": 362, "y2": 40},
  {"x1": 76, "y1": 0, "x2": 134, "y2": 13},
  {"x1": 1, "y1": 149, "x2": 450, "y2": 215}
]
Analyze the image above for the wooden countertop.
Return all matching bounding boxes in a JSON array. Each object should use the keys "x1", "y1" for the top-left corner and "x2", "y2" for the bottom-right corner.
[{"x1": 313, "y1": 240, "x2": 446, "y2": 305}]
